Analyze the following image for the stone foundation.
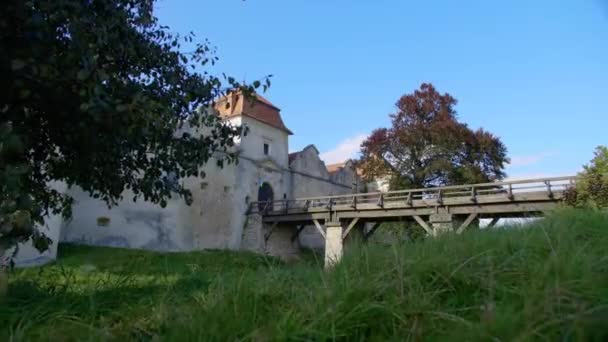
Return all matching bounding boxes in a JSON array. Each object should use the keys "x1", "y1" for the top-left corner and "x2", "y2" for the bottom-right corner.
[
  {"x1": 429, "y1": 213, "x2": 453, "y2": 235},
  {"x1": 241, "y1": 213, "x2": 265, "y2": 252},
  {"x1": 242, "y1": 213, "x2": 301, "y2": 260}
]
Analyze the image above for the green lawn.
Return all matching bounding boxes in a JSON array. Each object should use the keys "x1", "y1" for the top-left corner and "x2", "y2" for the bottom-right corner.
[{"x1": 1, "y1": 209, "x2": 608, "y2": 341}]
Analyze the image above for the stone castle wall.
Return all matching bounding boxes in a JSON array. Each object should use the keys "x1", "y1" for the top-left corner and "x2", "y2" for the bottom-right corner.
[{"x1": 8, "y1": 107, "x2": 360, "y2": 264}]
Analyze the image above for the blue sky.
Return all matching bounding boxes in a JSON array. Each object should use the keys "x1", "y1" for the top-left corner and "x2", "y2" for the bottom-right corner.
[{"x1": 155, "y1": 0, "x2": 607, "y2": 179}]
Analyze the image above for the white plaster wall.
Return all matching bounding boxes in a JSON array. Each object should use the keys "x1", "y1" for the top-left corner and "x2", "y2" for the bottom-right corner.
[
  {"x1": 61, "y1": 148, "x2": 252, "y2": 252},
  {"x1": 240, "y1": 116, "x2": 289, "y2": 168},
  {"x1": 184, "y1": 159, "x2": 241, "y2": 250},
  {"x1": 60, "y1": 153, "x2": 293, "y2": 253},
  {"x1": 11, "y1": 181, "x2": 66, "y2": 267},
  {"x1": 59, "y1": 112, "x2": 294, "y2": 253},
  {"x1": 289, "y1": 146, "x2": 353, "y2": 198},
  {"x1": 60, "y1": 113, "x2": 249, "y2": 252},
  {"x1": 56, "y1": 109, "x2": 360, "y2": 258},
  {"x1": 187, "y1": 155, "x2": 291, "y2": 251},
  {"x1": 290, "y1": 146, "x2": 329, "y2": 179},
  {"x1": 61, "y1": 186, "x2": 195, "y2": 251},
  {"x1": 329, "y1": 161, "x2": 361, "y2": 192}
]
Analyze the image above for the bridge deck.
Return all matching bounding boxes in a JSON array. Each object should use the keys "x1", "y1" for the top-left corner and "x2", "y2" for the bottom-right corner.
[
  {"x1": 247, "y1": 176, "x2": 577, "y2": 267},
  {"x1": 250, "y1": 176, "x2": 576, "y2": 224}
]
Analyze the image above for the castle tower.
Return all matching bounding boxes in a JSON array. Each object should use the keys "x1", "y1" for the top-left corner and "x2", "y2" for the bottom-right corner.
[{"x1": 214, "y1": 90, "x2": 293, "y2": 168}]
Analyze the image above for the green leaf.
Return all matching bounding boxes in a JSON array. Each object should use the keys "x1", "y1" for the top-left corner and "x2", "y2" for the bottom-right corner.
[
  {"x1": 11, "y1": 59, "x2": 26, "y2": 70},
  {"x1": 77, "y1": 69, "x2": 89, "y2": 80},
  {"x1": 99, "y1": 71, "x2": 109, "y2": 81},
  {"x1": 1, "y1": 0, "x2": 249, "y2": 248}
]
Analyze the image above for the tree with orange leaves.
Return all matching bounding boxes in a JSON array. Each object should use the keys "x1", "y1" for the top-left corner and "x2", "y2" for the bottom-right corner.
[{"x1": 358, "y1": 83, "x2": 509, "y2": 190}]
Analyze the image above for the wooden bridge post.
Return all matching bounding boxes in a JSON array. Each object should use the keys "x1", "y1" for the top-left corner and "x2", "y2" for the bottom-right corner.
[
  {"x1": 363, "y1": 222, "x2": 381, "y2": 241},
  {"x1": 413, "y1": 216, "x2": 434, "y2": 236},
  {"x1": 324, "y1": 221, "x2": 343, "y2": 268},
  {"x1": 342, "y1": 218, "x2": 361, "y2": 241}
]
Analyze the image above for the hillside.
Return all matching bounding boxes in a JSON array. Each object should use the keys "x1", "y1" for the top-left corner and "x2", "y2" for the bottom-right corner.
[{"x1": 1, "y1": 209, "x2": 607, "y2": 341}]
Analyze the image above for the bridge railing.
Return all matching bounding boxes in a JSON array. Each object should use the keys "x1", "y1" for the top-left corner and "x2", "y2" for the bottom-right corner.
[{"x1": 248, "y1": 176, "x2": 578, "y2": 215}]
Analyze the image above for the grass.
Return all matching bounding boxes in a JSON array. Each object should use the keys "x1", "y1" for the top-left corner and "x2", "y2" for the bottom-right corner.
[{"x1": 1, "y1": 208, "x2": 608, "y2": 341}]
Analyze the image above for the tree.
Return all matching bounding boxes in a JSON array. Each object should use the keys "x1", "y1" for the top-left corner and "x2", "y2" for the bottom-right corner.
[
  {"x1": 564, "y1": 146, "x2": 608, "y2": 208},
  {"x1": 358, "y1": 83, "x2": 509, "y2": 190},
  {"x1": 0, "y1": 0, "x2": 269, "y2": 291}
]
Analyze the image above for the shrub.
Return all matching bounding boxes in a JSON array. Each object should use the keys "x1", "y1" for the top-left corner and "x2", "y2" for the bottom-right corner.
[{"x1": 565, "y1": 146, "x2": 608, "y2": 208}]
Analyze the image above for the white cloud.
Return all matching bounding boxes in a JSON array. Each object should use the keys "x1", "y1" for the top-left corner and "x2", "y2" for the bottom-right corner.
[
  {"x1": 506, "y1": 171, "x2": 579, "y2": 182},
  {"x1": 505, "y1": 173, "x2": 563, "y2": 181},
  {"x1": 508, "y1": 152, "x2": 556, "y2": 168},
  {"x1": 319, "y1": 134, "x2": 367, "y2": 164},
  {"x1": 505, "y1": 151, "x2": 577, "y2": 180}
]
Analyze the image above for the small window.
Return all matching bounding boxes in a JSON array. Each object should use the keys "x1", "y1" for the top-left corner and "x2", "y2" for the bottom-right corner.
[
  {"x1": 263, "y1": 143, "x2": 269, "y2": 155},
  {"x1": 96, "y1": 217, "x2": 111, "y2": 227}
]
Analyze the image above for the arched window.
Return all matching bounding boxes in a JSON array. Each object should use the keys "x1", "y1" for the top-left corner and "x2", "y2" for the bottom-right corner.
[{"x1": 257, "y1": 182, "x2": 274, "y2": 211}]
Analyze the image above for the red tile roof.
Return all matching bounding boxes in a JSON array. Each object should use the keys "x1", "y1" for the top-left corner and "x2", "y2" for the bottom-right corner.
[
  {"x1": 254, "y1": 94, "x2": 280, "y2": 110},
  {"x1": 327, "y1": 160, "x2": 363, "y2": 176},
  {"x1": 215, "y1": 91, "x2": 292, "y2": 135},
  {"x1": 326, "y1": 162, "x2": 346, "y2": 174}
]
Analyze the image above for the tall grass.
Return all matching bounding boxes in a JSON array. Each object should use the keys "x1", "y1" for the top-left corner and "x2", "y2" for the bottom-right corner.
[{"x1": 1, "y1": 208, "x2": 607, "y2": 341}]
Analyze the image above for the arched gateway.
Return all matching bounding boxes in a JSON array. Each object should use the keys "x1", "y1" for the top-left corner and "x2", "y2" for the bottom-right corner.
[{"x1": 257, "y1": 182, "x2": 274, "y2": 211}]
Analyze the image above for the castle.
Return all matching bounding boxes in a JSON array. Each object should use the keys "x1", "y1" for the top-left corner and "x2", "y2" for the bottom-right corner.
[{"x1": 13, "y1": 91, "x2": 364, "y2": 265}]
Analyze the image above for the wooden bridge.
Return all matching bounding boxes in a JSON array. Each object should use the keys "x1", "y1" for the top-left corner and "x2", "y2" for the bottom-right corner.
[{"x1": 248, "y1": 176, "x2": 577, "y2": 266}]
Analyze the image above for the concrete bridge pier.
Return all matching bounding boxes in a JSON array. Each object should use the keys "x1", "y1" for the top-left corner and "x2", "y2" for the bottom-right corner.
[
  {"x1": 324, "y1": 222, "x2": 343, "y2": 268},
  {"x1": 429, "y1": 213, "x2": 454, "y2": 235}
]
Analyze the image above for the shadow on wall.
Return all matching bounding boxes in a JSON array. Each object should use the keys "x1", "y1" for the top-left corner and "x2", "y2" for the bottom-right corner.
[
  {"x1": 65, "y1": 208, "x2": 182, "y2": 252},
  {"x1": 11, "y1": 220, "x2": 63, "y2": 268},
  {"x1": 124, "y1": 210, "x2": 179, "y2": 251}
]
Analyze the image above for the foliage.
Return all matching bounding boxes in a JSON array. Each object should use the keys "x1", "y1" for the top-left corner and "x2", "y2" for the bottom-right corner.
[
  {"x1": 358, "y1": 83, "x2": 509, "y2": 190},
  {"x1": 564, "y1": 145, "x2": 608, "y2": 208},
  {"x1": 1, "y1": 209, "x2": 607, "y2": 340},
  {"x1": 368, "y1": 221, "x2": 426, "y2": 243},
  {"x1": 0, "y1": 0, "x2": 269, "y2": 253}
]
